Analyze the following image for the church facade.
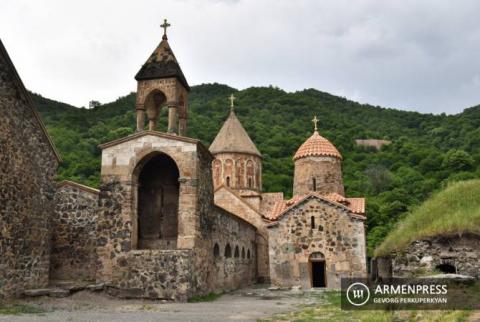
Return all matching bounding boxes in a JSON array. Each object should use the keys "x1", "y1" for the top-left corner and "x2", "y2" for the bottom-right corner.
[{"x1": 0, "y1": 23, "x2": 367, "y2": 300}]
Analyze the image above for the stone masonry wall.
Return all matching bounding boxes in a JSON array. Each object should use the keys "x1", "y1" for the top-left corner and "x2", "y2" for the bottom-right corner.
[
  {"x1": 51, "y1": 182, "x2": 99, "y2": 281},
  {"x1": 210, "y1": 206, "x2": 257, "y2": 292},
  {"x1": 0, "y1": 49, "x2": 59, "y2": 298},
  {"x1": 212, "y1": 153, "x2": 261, "y2": 192},
  {"x1": 380, "y1": 234, "x2": 480, "y2": 279},
  {"x1": 293, "y1": 156, "x2": 344, "y2": 196},
  {"x1": 268, "y1": 197, "x2": 366, "y2": 289},
  {"x1": 214, "y1": 187, "x2": 270, "y2": 282}
]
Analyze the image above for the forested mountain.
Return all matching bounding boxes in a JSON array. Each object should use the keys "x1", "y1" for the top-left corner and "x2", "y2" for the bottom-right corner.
[{"x1": 32, "y1": 83, "x2": 480, "y2": 254}]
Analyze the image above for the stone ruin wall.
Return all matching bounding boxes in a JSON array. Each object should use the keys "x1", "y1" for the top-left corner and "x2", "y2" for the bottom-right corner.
[
  {"x1": 376, "y1": 234, "x2": 480, "y2": 279},
  {"x1": 51, "y1": 182, "x2": 99, "y2": 282},
  {"x1": 268, "y1": 198, "x2": 367, "y2": 289},
  {"x1": 0, "y1": 51, "x2": 59, "y2": 298}
]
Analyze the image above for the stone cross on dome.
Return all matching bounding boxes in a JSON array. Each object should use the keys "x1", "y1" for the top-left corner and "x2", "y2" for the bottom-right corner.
[
  {"x1": 312, "y1": 115, "x2": 319, "y2": 132},
  {"x1": 229, "y1": 94, "x2": 236, "y2": 110},
  {"x1": 161, "y1": 19, "x2": 171, "y2": 40}
]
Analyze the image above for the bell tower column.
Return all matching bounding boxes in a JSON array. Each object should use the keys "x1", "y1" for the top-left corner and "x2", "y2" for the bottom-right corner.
[
  {"x1": 168, "y1": 103, "x2": 179, "y2": 134},
  {"x1": 136, "y1": 104, "x2": 146, "y2": 131}
]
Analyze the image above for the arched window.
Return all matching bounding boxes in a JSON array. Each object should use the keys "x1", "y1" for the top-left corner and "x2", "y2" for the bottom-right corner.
[
  {"x1": 247, "y1": 249, "x2": 251, "y2": 259},
  {"x1": 234, "y1": 246, "x2": 240, "y2": 258},
  {"x1": 246, "y1": 160, "x2": 254, "y2": 189},
  {"x1": 312, "y1": 177, "x2": 317, "y2": 191},
  {"x1": 225, "y1": 244, "x2": 232, "y2": 258},
  {"x1": 241, "y1": 247, "x2": 245, "y2": 259},
  {"x1": 213, "y1": 243, "x2": 220, "y2": 258},
  {"x1": 224, "y1": 159, "x2": 233, "y2": 187},
  {"x1": 311, "y1": 216, "x2": 315, "y2": 229}
]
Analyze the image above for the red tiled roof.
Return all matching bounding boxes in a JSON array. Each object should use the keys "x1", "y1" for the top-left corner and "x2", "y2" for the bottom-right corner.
[
  {"x1": 293, "y1": 131, "x2": 342, "y2": 161},
  {"x1": 266, "y1": 192, "x2": 365, "y2": 220}
]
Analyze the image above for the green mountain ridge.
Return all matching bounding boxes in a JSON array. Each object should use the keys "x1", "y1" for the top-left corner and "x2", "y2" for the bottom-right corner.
[{"x1": 32, "y1": 83, "x2": 480, "y2": 254}]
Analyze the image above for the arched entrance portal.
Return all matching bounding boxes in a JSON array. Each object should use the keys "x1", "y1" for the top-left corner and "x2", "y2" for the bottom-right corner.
[
  {"x1": 309, "y1": 252, "x2": 326, "y2": 288},
  {"x1": 137, "y1": 153, "x2": 179, "y2": 250}
]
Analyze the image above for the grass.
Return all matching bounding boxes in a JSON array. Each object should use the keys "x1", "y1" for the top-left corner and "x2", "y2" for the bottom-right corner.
[
  {"x1": 0, "y1": 303, "x2": 45, "y2": 315},
  {"x1": 258, "y1": 291, "x2": 472, "y2": 322},
  {"x1": 188, "y1": 292, "x2": 223, "y2": 303},
  {"x1": 375, "y1": 179, "x2": 480, "y2": 257}
]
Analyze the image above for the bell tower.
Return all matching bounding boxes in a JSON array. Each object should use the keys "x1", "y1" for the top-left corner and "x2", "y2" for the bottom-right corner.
[{"x1": 134, "y1": 19, "x2": 190, "y2": 135}]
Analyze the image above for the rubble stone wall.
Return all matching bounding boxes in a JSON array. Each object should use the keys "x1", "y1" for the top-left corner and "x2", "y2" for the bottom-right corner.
[
  {"x1": 377, "y1": 235, "x2": 480, "y2": 279},
  {"x1": 51, "y1": 182, "x2": 99, "y2": 281},
  {"x1": 268, "y1": 197, "x2": 367, "y2": 289},
  {"x1": 210, "y1": 206, "x2": 257, "y2": 292},
  {"x1": 0, "y1": 50, "x2": 59, "y2": 298}
]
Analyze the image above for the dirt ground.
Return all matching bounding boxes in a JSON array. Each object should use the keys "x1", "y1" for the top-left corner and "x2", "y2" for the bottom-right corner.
[{"x1": 0, "y1": 287, "x2": 317, "y2": 322}]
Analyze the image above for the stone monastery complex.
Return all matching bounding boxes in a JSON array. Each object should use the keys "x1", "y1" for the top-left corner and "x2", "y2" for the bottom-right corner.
[{"x1": 0, "y1": 23, "x2": 367, "y2": 300}]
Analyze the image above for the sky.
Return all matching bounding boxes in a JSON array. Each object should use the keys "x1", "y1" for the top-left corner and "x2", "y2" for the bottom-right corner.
[{"x1": 1, "y1": 0, "x2": 480, "y2": 114}]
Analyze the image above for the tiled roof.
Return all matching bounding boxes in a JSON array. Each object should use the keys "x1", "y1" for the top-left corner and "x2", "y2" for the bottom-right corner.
[
  {"x1": 293, "y1": 131, "x2": 342, "y2": 161},
  {"x1": 266, "y1": 192, "x2": 365, "y2": 220},
  {"x1": 209, "y1": 109, "x2": 261, "y2": 157}
]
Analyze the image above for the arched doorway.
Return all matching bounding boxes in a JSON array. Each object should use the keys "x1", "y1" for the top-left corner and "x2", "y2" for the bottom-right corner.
[
  {"x1": 309, "y1": 252, "x2": 326, "y2": 287},
  {"x1": 136, "y1": 153, "x2": 179, "y2": 249}
]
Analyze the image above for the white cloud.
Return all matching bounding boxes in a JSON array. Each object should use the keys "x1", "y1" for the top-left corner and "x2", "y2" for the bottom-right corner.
[{"x1": 1, "y1": 0, "x2": 480, "y2": 113}]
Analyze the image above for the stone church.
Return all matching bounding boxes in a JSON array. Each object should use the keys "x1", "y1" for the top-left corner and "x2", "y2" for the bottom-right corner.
[{"x1": 0, "y1": 23, "x2": 367, "y2": 300}]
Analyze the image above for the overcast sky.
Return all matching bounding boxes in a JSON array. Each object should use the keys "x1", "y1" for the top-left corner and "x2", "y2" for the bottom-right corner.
[{"x1": 2, "y1": 0, "x2": 480, "y2": 114}]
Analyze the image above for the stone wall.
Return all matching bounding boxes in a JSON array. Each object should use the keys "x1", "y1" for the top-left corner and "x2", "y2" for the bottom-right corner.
[
  {"x1": 212, "y1": 152, "x2": 262, "y2": 192},
  {"x1": 377, "y1": 234, "x2": 480, "y2": 279},
  {"x1": 293, "y1": 156, "x2": 344, "y2": 196},
  {"x1": 210, "y1": 206, "x2": 257, "y2": 292},
  {"x1": 268, "y1": 197, "x2": 367, "y2": 289},
  {"x1": 0, "y1": 42, "x2": 59, "y2": 298},
  {"x1": 214, "y1": 186, "x2": 270, "y2": 282},
  {"x1": 96, "y1": 132, "x2": 257, "y2": 300},
  {"x1": 51, "y1": 181, "x2": 99, "y2": 281}
]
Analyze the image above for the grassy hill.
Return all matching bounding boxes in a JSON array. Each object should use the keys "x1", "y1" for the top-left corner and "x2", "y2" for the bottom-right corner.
[
  {"x1": 32, "y1": 83, "x2": 480, "y2": 254},
  {"x1": 375, "y1": 179, "x2": 480, "y2": 256}
]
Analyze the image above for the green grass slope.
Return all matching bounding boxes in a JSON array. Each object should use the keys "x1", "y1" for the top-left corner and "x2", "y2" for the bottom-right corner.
[{"x1": 375, "y1": 179, "x2": 480, "y2": 257}]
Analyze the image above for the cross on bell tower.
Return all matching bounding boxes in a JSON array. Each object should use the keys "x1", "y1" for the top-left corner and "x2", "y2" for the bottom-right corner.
[
  {"x1": 134, "y1": 19, "x2": 190, "y2": 135},
  {"x1": 161, "y1": 19, "x2": 171, "y2": 40}
]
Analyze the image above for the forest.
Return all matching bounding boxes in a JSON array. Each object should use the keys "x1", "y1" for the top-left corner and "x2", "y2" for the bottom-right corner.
[{"x1": 33, "y1": 83, "x2": 480, "y2": 255}]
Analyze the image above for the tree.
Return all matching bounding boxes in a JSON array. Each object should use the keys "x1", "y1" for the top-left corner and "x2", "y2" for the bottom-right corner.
[{"x1": 442, "y1": 149, "x2": 474, "y2": 171}]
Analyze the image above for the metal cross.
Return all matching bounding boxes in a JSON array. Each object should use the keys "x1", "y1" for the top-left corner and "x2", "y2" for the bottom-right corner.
[
  {"x1": 312, "y1": 115, "x2": 319, "y2": 131},
  {"x1": 229, "y1": 94, "x2": 236, "y2": 109},
  {"x1": 161, "y1": 19, "x2": 171, "y2": 38}
]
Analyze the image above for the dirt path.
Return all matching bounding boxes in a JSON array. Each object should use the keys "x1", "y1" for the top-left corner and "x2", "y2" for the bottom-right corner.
[{"x1": 0, "y1": 287, "x2": 314, "y2": 322}]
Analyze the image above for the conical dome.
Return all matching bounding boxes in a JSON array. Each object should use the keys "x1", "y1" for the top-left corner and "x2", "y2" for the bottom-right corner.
[
  {"x1": 209, "y1": 110, "x2": 261, "y2": 157},
  {"x1": 135, "y1": 37, "x2": 189, "y2": 90},
  {"x1": 293, "y1": 131, "x2": 342, "y2": 161}
]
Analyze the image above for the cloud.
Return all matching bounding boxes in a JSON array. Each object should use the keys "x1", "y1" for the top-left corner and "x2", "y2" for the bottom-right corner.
[{"x1": 1, "y1": 0, "x2": 480, "y2": 114}]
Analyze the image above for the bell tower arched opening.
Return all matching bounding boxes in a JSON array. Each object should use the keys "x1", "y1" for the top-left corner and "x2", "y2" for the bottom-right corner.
[{"x1": 136, "y1": 153, "x2": 179, "y2": 250}]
